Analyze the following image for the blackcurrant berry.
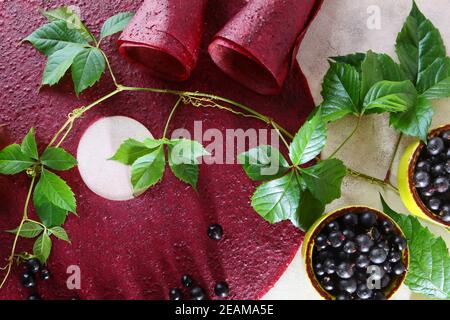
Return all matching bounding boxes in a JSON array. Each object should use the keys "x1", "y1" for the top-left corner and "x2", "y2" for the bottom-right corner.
[
  {"x1": 26, "y1": 258, "x2": 41, "y2": 273},
  {"x1": 328, "y1": 231, "x2": 345, "y2": 248},
  {"x1": 431, "y1": 164, "x2": 445, "y2": 176},
  {"x1": 317, "y1": 250, "x2": 333, "y2": 262},
  {"x1": 422, "y1": 185, "x2": 436, "y2": 197},
  {"x1": 388, "y1": 250, "x2": 402, "y2": 263},
  {"x1": 343, "y1": 241, "x2": 357, "y2": 254},
  {"x1": 416, "y1": 160, "x2": 431, "y2": 172},
  {"x1": 414, "y1": 171, "x2": 430, "y2": 188},
  {"x1": 214, "y1": 282, "x2": 229, "y2": 298},
  {"x1": 381, "y1": 274, "x2": 391, "y2": 288},
  {"x1": 369, "y1": 247, "x2": 388, "y2": 264},
  {"x1": 356, "y1": 283, "x2": 373, "y2": 300},
  {"x1": 169, "y1": 288, "x2": 183, "y2": 300},
  {"x1": 373, "y1": 291, "x2": 387, "y2": 300},
  {"x1": 427, "y1": 137, "x2": 445, "y2": 156},
  {"x1": 355, "y1": 234, "x2": 374, "y2": 253},
  {"x1": 315, "y1": 234, "x2": 329, "y2": 250},
  {"x1": 342, "y1": 213, "x2": 358, "y2": 226},
  {"x1": 392, "y1": 235, "x2": 407, "y2": 251},
  {"x1": 336, "y1": 262, "x2": 354, "y2": 279},
  {"x1": 338, "y1": 278, "x2": 357, "y2": 294},
  {"x1": 321, "y1": 276, "x2": 334, "y2": 291},
  {"x1": 40, "y1": 269, "x2": 50, "y2": 281},
  {"x1": 380, "y1": 220, "x2": 394, "y2": 234},
  {"x1": 382, "y1": 261, "x2": 392, "y2": 274},
  {"x1": 445, "y1": 160, "x2": 450, "y2": 174},
  {"x1": 359, "y1": 212, "x2": 377, "y2": 228},
  {"x1": 314, "y1": 262, "x2": 325, "y2": 277},
  {"x1": 335, "y1": 292, "x2": 352, "y2": 300},
  {"x1": 435, "y1": 176, "x2": 450, "y2": 193},
  {"x1": 190, "y1": 286, "x2": 206, "y2": 300},
  {"x1": 28, "y1": 294, "x2": 41, "y2": 300},
  {"x1": 342, "y1": 229, "x2": 355, "y2": 239},
  {"x1": 323, "y1": 258, "x2": 336, "y2": 275},
  {"x1": 429, "y1": 198, "x2": 441, "y2": 211},
  {"x1": 208, "y1": 224, "x2": 223, "y2": 241},
  {"x1": 356, "y1": 254, "x2": 370, "y2": 268},
  {"x1": 181, "y1": 274, "x2": 194, "y2": 287},
  {"x1": 442, "y1": 131, "x2": 450, "y2": 142},
  {"x1": 376, "y1": 240, "x2": 390, "y2": 252},
  {"x1": 392, "y1": 261, "x2": 405, "y2": 275},
  {"x1": 20, "y1": 272, "x2": 36, "y2": 288},
  {"x1": 326, "y1": 221, "x2": 340, "y2": 232}
]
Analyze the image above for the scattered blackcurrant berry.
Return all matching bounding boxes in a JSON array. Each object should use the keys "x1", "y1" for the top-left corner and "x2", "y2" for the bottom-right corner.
[
  {"x1": 190, "y1": 286, "x2": 206, "y2": 300},
  {"x1": 169, "y1": 288, "x2": 183, "y2": 300},
  {"x1": 20, "y1": 272, "x2": 36, "y2": 288},
  {"x1": 181, "y1": 274, "x2": 194, "y2": 287},
  {"x1": 28, "y1": 294, "x2": 41, "y2": 300},
  {"x1": 26, "y1": 258, "x2": 41, "y2": 273},
  {"x1": 207, "y1": 224, "x2": 223, "y2": 241},
  {"x1": 214, "y1": 282, "x2": 229, "y2": 298},
  {"x1": 40, "y1": 269, "x2": 50, "y2": 281}
]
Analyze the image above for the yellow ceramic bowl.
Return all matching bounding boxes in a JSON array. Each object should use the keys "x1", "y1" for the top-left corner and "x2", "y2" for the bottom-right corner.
[
  {"x1": 302, "y1": 206, "x2": 409, "y2": 300},
  {"x1": 398, "y1": 124, "x2": 450, "y2": 227}
]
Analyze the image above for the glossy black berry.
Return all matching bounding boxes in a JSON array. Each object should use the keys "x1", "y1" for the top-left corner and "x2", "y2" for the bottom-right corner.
[
  {"x1": 373, "y1": 291, "x2": 387, "y2": 300},
  {"x1": 169, "y1": 288, "x2": 183, "y2": 300},
  {"x1": 317, "y1": 250, "x2": 332, "y2": 262},
  {"x1": 181, "y1": 274, "x2": 194, "y2": 287},
  {"x1": 315, "y1": 234, "x2": 329, "y2": 250},
  {"x1": 392, "y1": 235, "x2": 407, "y2": 251},
  {"x1": 190, "y1": 286, "x2": 206, "y2": 300},
  {"x1": 429, "y1": 198, "x2": 441, "y2": 211},
  {"x1": 380, "y1": 220, "x2": 394, "y2": 234},
  {"x1": 369, "y1": 247, "x2": 388, "y2": 264},
  {"x1": 381, "y1": 275, "x2": 391, "y2": 288},
  {"x1": 323, "y1": 258, "x2": 336, "y2": 275},
  {"x1": 445, "y1": 160, "x2": 450, "y2": 174},
  {"x1": 20, "y1": 272, "x2": 36, "y2": 288},
  {"x1": 343, "y1": 241, "x2": 357, "y2": 254},
  {"x1": 342, "y1": 213, "x2": 358, "y2": 226},
  {"x1": 208, "y1": 224, "x2": 223, "y2": 241},
  {"x1": 392, "y1": 261, "x2": 405, "y2": 275},
  {"x1": 442, "y1": 131, "x2": 450, "y2": 142},
  {"x1": 414, "y1": 171, "x2": 430, "y2": 188},
  {"x1": 336, "y1": 262, "x2": 354, "y2": 279},
  {"x1": 370, "y1": 227, "x2": 382, "y2": 241},
  {"x1": 338, "y1": 278, "x2": 357, "y2": 294},
  {"x1": 26, "y1": 258, "x2": 41, "y2": 273},
  {"x1": 356, "y1": 283, "x2": 372, "y2": 300},
  {"x1": 427, "y1": 137, "x2": 445, "y2": 156},
  {"x1": 342, "y1": 229, "x2": 355, "y2": 239},
  {"x1": 382, "y1": 262, "x2": 392, "y2": 274},
  {"x1": 435, "y1": 176, "x2": 450, "y2": 193},
  {"x1": 355, "y1": 234, "x2": 374, "y2": 253},
  {"x1": 28, "y1": 294, "x2": 41, "y2": 301},
  {"x1": 314, "y1": 262, "x2": 325, "y2": 277},
  {"x1": 40, "y1": 269, "x2": 50, "y2": 281},
  {"x1": 422, "y1": 185, "x2": 436, "y2": 197},
  {"x1": 321, "y1": 276, "x2": 334, "y2": 291},
  {"x1": 388, "y1": 250, "x2": 402, "y2": 263},
  {"x1": 328, "y1": 231, "x2": 345, "y2": 248},
  {"x1": 335, "y1": 292, "x2": 352, "y2": 300},
  {"x1": 359, "y1": 212, "x2": 377, "y2": 228},
  {"x1": 416, "y1": 160, "x2": 431, "y2": 172},
  {"x1": 356, "y1": 254, "x2": 370, "y2": 268},
  {"x1": 214, "y1": 282, "x2": 229, "y2": 298},
  {"x1": 326, "y1": 221, "x2": 340, "y2": 232}
]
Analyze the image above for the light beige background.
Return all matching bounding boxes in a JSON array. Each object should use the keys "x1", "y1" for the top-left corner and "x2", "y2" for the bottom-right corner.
[{"x1": 263, "y1": 0, "x2": 450, "y2": 300}]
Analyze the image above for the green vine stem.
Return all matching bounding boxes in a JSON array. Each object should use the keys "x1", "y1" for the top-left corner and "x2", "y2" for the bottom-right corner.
[
  {"x1": 348, "y1": 168, "x2": 398, "y2": 193},
  {"x1": 163, "y1": 98, "x2": 183, "y2": 139},
  {"x1": 329, "y1": 115, "x2": 362, "y2": 158},
  {"x1": 384, "y1": 133, "x2": 403, "y2": 183}
]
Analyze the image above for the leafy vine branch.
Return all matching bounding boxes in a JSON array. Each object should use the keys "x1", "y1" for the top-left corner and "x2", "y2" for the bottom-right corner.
[{"x1": 4, "y1": 2, "x2": 447, "y2": 290}]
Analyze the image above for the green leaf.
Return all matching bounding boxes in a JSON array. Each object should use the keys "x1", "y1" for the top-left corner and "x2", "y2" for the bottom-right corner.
[
  {"x1": 417, "y1": 57, "x2": 450, "y2": 99},
  {"x1": 237, "y1": 145, "x2": 290, "y2": 181},
  {"x1": 143, "y1": 138, "x2": 164, "y2": 149},
  {"x1": 320, "y1": 62, "x2": 361, "y2": 122},
  {"x1": 389, "y1": 96, "x2": 434, "y2": 141},
  {"x1": 380, "y1": 195, "x2": 450, "y2": 299},
  {"x1": 42, "y1": 44, "x2": 85, "y2": 86},
  {"x1": 110, "y1": 139, "x2": 156, "y2": 165},
  {"x1": 21, "y1": 128, "x2": 39, "y2": 160},
  {"x1": 360, "y1": 51, "x2": 408, "y2": 100},
  {"x1": 41, "y1": 147, "x2": 77, "y2": 171},
  {"x1": 289, "y1": 111, "x2": 327, "y2": 166},
  {"x1": 0, "y1": 144, "x2": 35, "y2": 175},
  {"x1": 330, "y1": 52, "x2": 366, "y2": 72},
  {"x1": 49, "y1": 226, "x2": 70, "y2": 243},
  {"x1": 363, "y1": 80, "x2": 417, "y2": 114},
  {"x1": 35, "y1": 168, "x2": 76, "y2": 213},
  {"x1": 71, "y1": 47, "x2": 106, "y2": 95},
  {"x1": 33, "y1": 187, "x2": 67, "y2": 228},
  {"x1": 7, "y1": 222, "x2": 43, "y2": 239},
  {"x1": 167, "y1": 139, "x2": 208, "y2": 189},
  {"x1": 131, "y1": 146, "x2": 166, "y2": 194},
  {"x1": 42, "y1": 6, "x2": 95, "y2": 43},
  {"x1": 25, "y1": 20, "x2": 87, "y2": 56},
  {"x1": 251, "y1": 171, "x2": 301, "y2": 224},
  {"x1": 302, "y1": 159, "x2": 347, "y2": 204},
  {"x1": 395, "y1": 2, "x2": 446, "y2": 84},
  {"x1": 290, "y1": 188, "x2": 325, "y2": 231},
  {"x1": 33, "y1": 232, "x2": 52, "y2": 264},
  {"x1": 100, "y1": 12, "x2": 134, "y2": 40}
]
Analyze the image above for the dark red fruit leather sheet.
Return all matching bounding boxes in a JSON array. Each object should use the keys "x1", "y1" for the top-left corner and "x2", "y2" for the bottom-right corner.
[{"x1": 0, "y1": 0, "x2": 320, "y2": 300}]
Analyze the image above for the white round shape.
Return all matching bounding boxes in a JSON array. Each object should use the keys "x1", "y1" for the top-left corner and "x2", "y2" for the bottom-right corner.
[{"x1": 77, "y1": 116, "x2": 153, "y2": 201}]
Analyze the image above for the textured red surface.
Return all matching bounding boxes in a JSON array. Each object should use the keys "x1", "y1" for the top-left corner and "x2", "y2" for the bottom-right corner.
[
  {"x1": 119, "y1": 0, "x2": 207, "y2": 81},
  {"x1": 0, "y1": 0, "x2": 318, "y2": 300},
  {"x1": 209, "y1": 0, "x2": 320, "y2": 95}
]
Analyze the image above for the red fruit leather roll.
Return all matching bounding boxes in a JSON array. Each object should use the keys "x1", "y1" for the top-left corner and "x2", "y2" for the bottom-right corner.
[
  {"x1": 209, "y1": 0, "x2": 321, "y2": 95},
  {"x1": 118, "y1": 0, "x2": 207, "y2": 81}
]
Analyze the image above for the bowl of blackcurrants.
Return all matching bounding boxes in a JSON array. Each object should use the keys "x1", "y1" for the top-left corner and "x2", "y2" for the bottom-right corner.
[
  {"x1": 398, "y1": 125, "x2": 450, "y2": 227},
  {"x1": 302, "y1": 207, "x2": 409, "y2": 300}
]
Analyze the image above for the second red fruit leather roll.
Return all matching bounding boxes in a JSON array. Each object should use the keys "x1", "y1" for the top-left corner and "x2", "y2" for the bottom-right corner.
[
  {"x1": 118, "y1": 0, "x2": 208, "y2": 81},
  {"x1": 209, "y1": 0, "x2": 322, "y2": 95}
]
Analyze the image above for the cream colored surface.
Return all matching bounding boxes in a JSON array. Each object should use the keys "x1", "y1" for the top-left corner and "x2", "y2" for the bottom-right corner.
[{"x1": 263, "y1": 0, "x2": 450, "y2": 300}]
